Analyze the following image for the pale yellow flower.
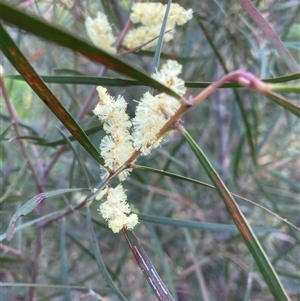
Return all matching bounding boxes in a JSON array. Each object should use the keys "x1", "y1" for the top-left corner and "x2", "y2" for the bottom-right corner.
[
  {"x1": 93, "y1": 87, "x2": 129, "y2": 124},
  {"x1": 85, "y1": 12, "x2": 117, "y2": 54},
  {"x1": 123, "y1": 2, "x2": 193, "y2": 50},
  {"x1": 100, "y1": 135, "x2": 134, "y2": 172},
  {"x1": 130, "y1": 3, "x2": 165, "y2": 25},
  {"x1": 123, "y1": 25, "x2": 174, "y2": 50},
  {"x1": 152, "y1": 60, "x2": 186, "y2": 96},
  {"x1": 167, "y1": 3, "x2": 193, "y2": 26},
  {"x1": 98, "y1": 185, "x2": 139, "y2": 233},
  {"x1": 126, "y1": 214, "x2": 139, "y2": 230},
  {"x1": 92, "y1": 59, "x2": 187, "y2": 233},
  {"x1": 130, "y1": 3, "x2": 193, "y2": 27},
  {"x1": 93, "y1": 87, "x2": 134, "y2": 181},
  {"x1": 94, "y1": 185, "x2": 109, "y2": 201},
  {"x1": 132, "y1": 60, "x2": 184, "y2": 155},
  {"x1": 132, "y1": 92, "x2": 167, "y2": 155},
  {"x1": 108, "y1": 214, "x2": 127, "y2": 233}
]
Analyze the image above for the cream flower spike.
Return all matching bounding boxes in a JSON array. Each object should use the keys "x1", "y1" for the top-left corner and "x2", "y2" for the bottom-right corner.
[
  {"x1": 93, "y1": 87, "x2": 134, "y2": 181},
  {"x1": 93, "y1": 61, "x2": 186, "y2": 232},
  {"x1": 85, "y1": 12, "x2": 117, "y2": 54},
  {"x1": 130, "y1": 3, "x2": 193, "y2": 27},
  {"x1": 123, "y1": 2, "x2": 193, "y2": 50},
  {"x1": 132, "y1": 60, "x2": 185, "y2": 155},
  {"x1": 152, "y1": 60, "x2": 186, "y2": 96},
  {"x1": 123, "y1": 25, "x2": 174, "y2": 50},
  {"x1": 98, "y1": 184, "x2": 138, "y2": 233}
]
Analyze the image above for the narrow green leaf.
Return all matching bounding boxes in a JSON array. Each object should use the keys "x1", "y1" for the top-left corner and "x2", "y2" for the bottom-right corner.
[
  {"x1": 134, "y1": 164, "x2": 214, "y2": 188},
  {"x1": 11, "y1": 125, "x2": 103, "y2": 147},
  {"x1": 0, "y1": 24, "x2": 104, "y2": 165},
  {"x1": 277, "y1": 269, "x2": 300, "y2": 280},
  {"x1": 151, "y1": 0, "x2": 172, "y2": 74},
  {"x1": 138, "y1": 213, "x2": 277, "y2": 233},
  {"x1": 85, "y1": 206, "x2": 127, "y2": 301},
  {"x1": 0, "y1": 210, "x2": 64, "y2": 242},
  {"x1": 263, "y1": 73, "x2": 300, "y2": 83},
  {"x1": 6, "y1": 75, "x2": 142, "y2": 87},
  {"x1": 6, "y1": 188, "x2": 89, "y2": 241},
  {"x1": 233, "y1": 88, "x2": 257, "y2": 165},
  {"x1": 0, "y1": 282, "x2": 91, "y2": 290},
  {"x1": 270, "y1": 85, "x2": 300, "y2": 94},
  {"x1": 122, "y1": 229, "x2": 175, "y2": 301},
  {"x1": 262, "y1": 91, "x2": 300, "y2": 117},
  {"x1": 7, "y1": 74, "x2": 300, "y2": 87},
  {"x1": 0, "y1": 3, "x2": 180, "y2": 99},
  {"x1": 181, "y1": 128, "x2": 290, "y2": 301}
]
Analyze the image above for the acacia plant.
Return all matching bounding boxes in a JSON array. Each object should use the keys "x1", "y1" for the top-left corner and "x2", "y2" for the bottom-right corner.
[{"x1": 1, "y1": 1, "x2": 299, "y2": 301}]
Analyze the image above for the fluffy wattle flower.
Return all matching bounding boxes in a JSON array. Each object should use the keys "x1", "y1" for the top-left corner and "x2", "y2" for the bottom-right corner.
[
  {"x1": 123, "y1": 2, "x2": 193, "y2": 50},
  {"x1": 93, "y1": 87, "x2": 134, "y2": 181},
  {"x1": 123, "y1": 25, "x2": 174, "y2": 50},
  {"x1": 85, "y1": 12, "x2": 117, "y2": 54},
  {"x1": 152, "y1": 60, "x2": 186, "y2": 96},
  {"x1": 98, "y1": 185, "x2": 138, "y2": 233},
  {"x1": 132, "y1": 60, "x2": 185, "y2": 155},
  {"x1": 130, "y1": 3, "x2": 193, "y2": 27},
  {"x1": 132, "y1": 91, "x2": 180, "y2": 155},
  {"x1": 93, "y1": 60, "x2": 187, "y2": 233}
]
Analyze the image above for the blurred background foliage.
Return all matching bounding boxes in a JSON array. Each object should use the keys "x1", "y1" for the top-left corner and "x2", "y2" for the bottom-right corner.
[{"x1": 1, "y1": 0, "x2": 299, "y2": 300}]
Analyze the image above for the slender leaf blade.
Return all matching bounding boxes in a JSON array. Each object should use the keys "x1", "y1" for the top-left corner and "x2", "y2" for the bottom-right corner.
[
  {"x1": 7, "y1": 74, "x2": 300, "y2": 87},
  {"x1": 262, "y1": 91, "x2": 300, "y2": 117},
  {"x1": 138, "y1": 213, "x2": 277, "y2": 233},
  {"x1": 6, "y1": 188, "x2": 89, "y2": 241},
  {"x1": 0, "y1": 211, "x2": 64, "y2": 241},
  {"x1": 181, "y1": 128, "x2": 290, "y2": 301}
]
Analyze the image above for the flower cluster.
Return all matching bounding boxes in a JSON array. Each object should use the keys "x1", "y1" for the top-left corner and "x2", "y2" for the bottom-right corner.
[
  {"x1": 85, "y1": 3, "x2": 192, "y2": 52},
  {"x1": 123, "y1": 3, "x2": 193, "y2": 50},
  {"x1": 92, "y1": 87, "x2": 134, "y2": 181},
  {"x1": 93, "y1": 61, "x2": 186, "y2": 232},
  {"x1": 133, "y1": 60, "x2": 185, "y2": 155},
  {"x1": 85, "y1": 3, "x2": 192, "y2": 234},
  {"x1": 85, "y1": 12, "x2": 117, "y2": 54},
  {"x1": 96, "y1": 185, "x2": 138, "y2": 233},
  {"x1": 152, "y1": 60, "x2": 186, "y2": 96}
]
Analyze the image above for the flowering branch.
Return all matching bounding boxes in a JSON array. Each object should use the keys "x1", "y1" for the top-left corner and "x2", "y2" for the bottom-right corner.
[{"x1": 86, "y1": 3, "x2": 284, "y2": 235}]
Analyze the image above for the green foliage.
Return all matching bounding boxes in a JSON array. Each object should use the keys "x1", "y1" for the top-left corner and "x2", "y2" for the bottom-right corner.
[{"x1": 1, "y1": 1, "x2": 299, "y2": 301}]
